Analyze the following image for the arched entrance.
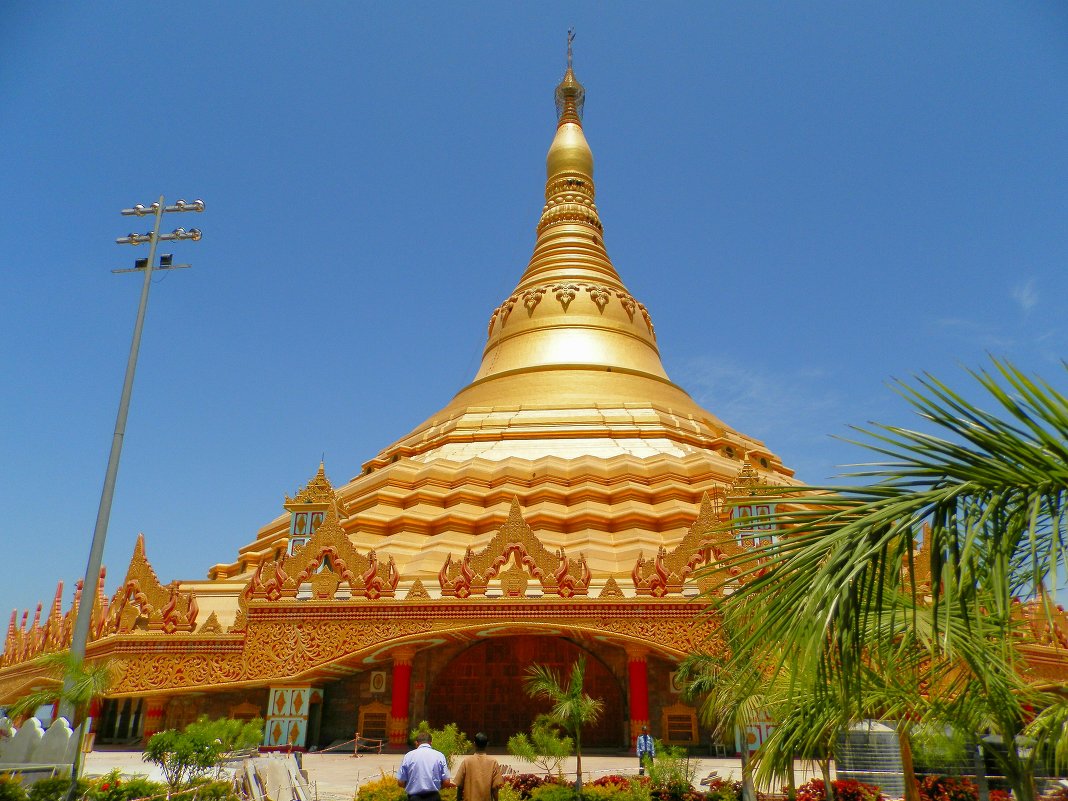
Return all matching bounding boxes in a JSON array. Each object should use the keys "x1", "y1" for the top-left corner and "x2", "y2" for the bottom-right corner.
[{"x1": 426, "y1": 636, "x2": 625, "y2": 748}]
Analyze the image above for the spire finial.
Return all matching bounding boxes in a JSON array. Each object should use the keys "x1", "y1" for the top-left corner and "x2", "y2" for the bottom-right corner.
[{"x1": 554, "y1": 33, "x2": 585, "y2": 125}]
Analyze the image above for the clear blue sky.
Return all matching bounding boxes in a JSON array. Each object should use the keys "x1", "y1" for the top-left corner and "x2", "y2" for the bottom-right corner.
[{"x1": 2, "y1": 3, "x2": 1066, "y2": 621}]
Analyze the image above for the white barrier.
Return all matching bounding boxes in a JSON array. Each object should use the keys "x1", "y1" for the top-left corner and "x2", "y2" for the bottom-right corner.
[{"x1": 0, "y1": 716, "x2": 79, "y2": 781}]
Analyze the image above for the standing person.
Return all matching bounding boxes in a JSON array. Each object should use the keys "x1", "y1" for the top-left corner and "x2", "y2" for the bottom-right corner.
[
  {"x1": 637, "y1": 726, "x2": 655, "y2": 774},
  {"x1": 454, "y1": 732, "x2": 504, "y2": 801},
  {"x1": 398, "y1": 731, "x2": 452, "y2": 801}
]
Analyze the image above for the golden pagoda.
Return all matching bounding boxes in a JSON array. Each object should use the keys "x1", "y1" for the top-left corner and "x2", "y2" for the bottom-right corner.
[{"x1": 5, "y1": 53, "x2": 1067, "y2": 754}]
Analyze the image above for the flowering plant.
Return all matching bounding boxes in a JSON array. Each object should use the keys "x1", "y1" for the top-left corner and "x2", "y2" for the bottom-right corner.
[{"x1": 796, "y1": 779, "x2": 882, "y2": 801}]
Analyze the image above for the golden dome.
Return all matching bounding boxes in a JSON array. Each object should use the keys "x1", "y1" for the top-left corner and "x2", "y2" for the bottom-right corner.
[
  {"x1": 366, "y1": 62, "x2": 759, "y2": 467},
  {"x1": 219, "y1": 60, "x2": 794, "y2": 585}
]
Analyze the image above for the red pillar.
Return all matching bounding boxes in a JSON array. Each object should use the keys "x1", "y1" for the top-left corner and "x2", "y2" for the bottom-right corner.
[
  {"x1": 142, "y1": 696, "x2": 169, "y2": 741},
  {"x1": 388, "y1": 648, "x2": 416, "y2": 749},
  {"x1": 87, "y1": 699, "x2": 103, "y2": 733},
  {"x1": 626, "y1": 645, "x2": 650, "y2": 750}
]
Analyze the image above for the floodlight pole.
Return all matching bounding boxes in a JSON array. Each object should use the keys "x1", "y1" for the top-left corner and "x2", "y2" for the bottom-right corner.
[{"x1": 61, "y1": 197, "x2": 203, "y2": 730}]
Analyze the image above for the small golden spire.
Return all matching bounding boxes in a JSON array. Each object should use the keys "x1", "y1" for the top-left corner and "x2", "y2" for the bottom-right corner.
[{"x1": 555, "y1": 29, "x2": 585, "y2": 125}]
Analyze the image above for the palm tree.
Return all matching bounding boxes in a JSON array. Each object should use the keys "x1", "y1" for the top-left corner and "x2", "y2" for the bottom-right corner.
[
  {"x1": 706, "y1": 359, "x2": 1067, "y2": 801},
  {"x1": 7, "y1": 652, "x2": 112, "y2": 729},
  {"x1": 8, "y1": 652, "x2": 113, "y2": 786},
  {"x1": 677, "y1": 649, "x2": 780, "y2": 801},
  {"x1": 524, "y1": 656, "x2": 604, "y2": 792}
]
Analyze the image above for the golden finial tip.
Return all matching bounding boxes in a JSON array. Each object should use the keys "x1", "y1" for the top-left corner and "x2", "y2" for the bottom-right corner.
[{"x1": 555, "y1": 29, "x2": 585, "y2": 124}]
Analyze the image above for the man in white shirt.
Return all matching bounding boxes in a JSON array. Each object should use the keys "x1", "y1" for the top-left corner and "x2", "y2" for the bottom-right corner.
[{"x1": 398, "y1": 732, "x2": 452, "y2": 801}]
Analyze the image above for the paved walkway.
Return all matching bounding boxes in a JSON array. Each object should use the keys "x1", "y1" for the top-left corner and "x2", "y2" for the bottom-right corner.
[{"x1": 83, "y1": 749, "x2": 828, "y2": 801}]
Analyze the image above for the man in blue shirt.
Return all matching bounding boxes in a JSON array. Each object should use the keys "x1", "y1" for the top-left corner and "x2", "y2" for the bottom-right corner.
[
  {"x1": 637, "y1": 726, "x2": 655, "y2": 774},
  {"x1": 398, "y1": 732, "x2": 452, "y2": 801}
]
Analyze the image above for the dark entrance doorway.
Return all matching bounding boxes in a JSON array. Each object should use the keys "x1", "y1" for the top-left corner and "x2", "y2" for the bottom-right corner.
[{"x1": 426, "y1": 636, "x2": 624, "y2": 748}]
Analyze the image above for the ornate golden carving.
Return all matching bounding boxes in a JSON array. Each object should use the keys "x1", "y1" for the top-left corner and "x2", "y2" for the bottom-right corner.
[
  {"x1": 597, "y1": 615, "x2": 725, "y2": 657},
  {"x1": 586, "y1": 284, "x2": 611, "y2": 313},
  {"x1": 728, "y1": 454, "x2": 771, "y2": 498},
  {"x1": 488, "y1": 283, "x2": 657, "y2": 330},
  {"x1": 1011, "y1": 592, "x2": 1068, "y2": 649},
  {"x1": 229, "y1": 608, "x2": 248, "y2": 635},
  {"x1": 405, "y1": 580, "x2": 431, "y2": 600},
  {"x1": 103, "y1": 535, "x2": 199, "y2": 635},
  {"x1": 286, "y1": 462, "x2": 338, "y2": 507},
  {"x1": 2, "y1": 571, "x2": 114, "y2": 667},
  {"x1": 111, "y1": 651, "x2": 245, "y2": 694},
  {"x1": 242, "y1": 617, "x2": 431, "y2": 681},
  {"x1": 636, "y1": 302, "x2": 655, "y2": 339},
  {"x1": 553, "y1": 283, "x2": 581, "y2": 311},
  {"x1": 439, "y1": 498, "x2": 591, "y2": 598},
  {"x1": 598, "y1": 578, "x2": 624, "y2": 599},
  {"x1": 242, "y1": 506, "x2": 398, "y2": 605},
  {"x1": 499, "y1": 558, "x2": 530, "y2": 597},
  {"x1": 522, "y1": 287, "x2": 545, "y2": 315},
  {"x1": 197, "y1": 612, "x2": 224, "y2": 635},
  {"x1": 537, "y1": 171, "x2": 603, "y2": 234},
  {"x1": 634, "y1": 494, "x2": 725, "y2": 597}
]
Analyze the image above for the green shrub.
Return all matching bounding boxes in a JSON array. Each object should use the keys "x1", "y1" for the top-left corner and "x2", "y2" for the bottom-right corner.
[
  {"x1": 499, "y1": 784, "x2": 523, "y2": 801},
  {"x1": 703, "y1": 779, "x2": 741, "y2": 801},
  {"x1": 355, "y1": 773, "x2": 406, "y2": 801},
  {"x1": 85, "y1": 769, "x2": 129, "y2": 801},
  {"x1": 143, "y1": 728, "x2": 222, "y2": 789},
  {"x1": 508, "y1": 716, "x2": 573, "y2": 778},
  {"x1": 581, "y1": 786, "x2": 619, "y2": 801},
  {"x1": 408, "y1": 722, "x2": 472, "y2": 769},
  {"x1": 112, "y1": 776, "x2": 167, "y2": 801},
  {"x1": 0, "y1": 775, "x2": 28, "y2": 801},
  {"x1": 593, "y1": 779, "x2": 651, "y2": 801},
  {"x1": 174, "y1": 779, "x2": 240, "y2": 801},
  {"x1": 27, "y1": 777, "x2": 90, "y2": 801},
  {"x1": 184, "y1": 716, "x2": 263, "y2": 755},
  {"x1": 531, "y1": 784, "x2": 578, "y2": 801},
  {"x1": 646, "y1": 742, "x2": 697, "y2": 801},
  {"x1": 142, "y1": 715, "x2": 263, "y2": 791}
]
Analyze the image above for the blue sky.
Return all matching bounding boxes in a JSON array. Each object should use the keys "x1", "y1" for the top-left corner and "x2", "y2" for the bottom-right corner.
[{"x1": 2, "y1": 3, "x2": 1066, "y2": 621}]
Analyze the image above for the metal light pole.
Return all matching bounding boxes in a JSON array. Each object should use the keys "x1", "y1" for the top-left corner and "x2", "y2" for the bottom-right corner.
[{"x1": 60, "y1": 197, "x2": 204, "y2": 731}]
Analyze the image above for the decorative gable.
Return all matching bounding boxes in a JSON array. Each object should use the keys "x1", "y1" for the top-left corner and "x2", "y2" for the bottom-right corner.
[
  {"x1": 103, "y1": 535, "x2": 199, "y2": 634},
  {"x1": 241, "y1": 505, "x2": 399, "y2": 605},
  {"x1": 438, "y1": 498, "x2": 591, "y2": 598}
]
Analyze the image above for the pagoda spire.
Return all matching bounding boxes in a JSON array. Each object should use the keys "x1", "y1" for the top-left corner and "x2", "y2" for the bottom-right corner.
[
  {"x1": 50, "y1": 581, "x2": 64, "y2": 618},
  {"x1": 555, "y1": 28, "x2": 585, "y2": 126},
  {"x1": 472, "y1": 45, "x2": 670, "y2": 386}
]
